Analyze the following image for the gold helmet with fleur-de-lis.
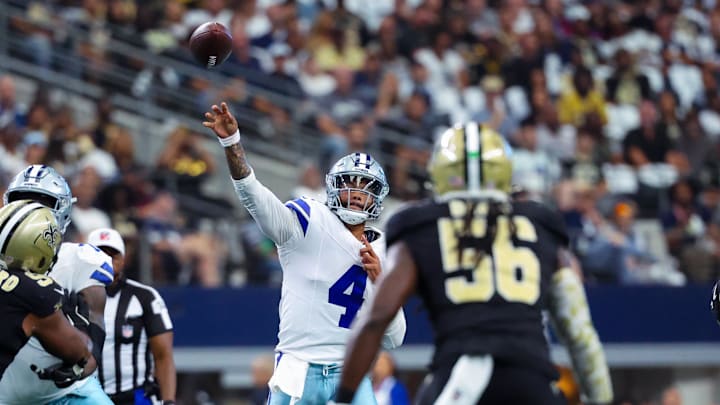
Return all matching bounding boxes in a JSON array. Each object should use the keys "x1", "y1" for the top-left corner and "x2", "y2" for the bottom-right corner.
[
  {"x1": 427, "y1": 123, "x2": 513, "y2": 197},
  {"x1": 0, "y1": 200, "x2": 62, "y2": 274}
]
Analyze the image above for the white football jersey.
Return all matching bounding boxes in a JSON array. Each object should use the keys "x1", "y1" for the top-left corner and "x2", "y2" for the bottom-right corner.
[
  {"x1": 232, "y1": 171, "x2": 405, "y2": 365},
  {"x1": 0, "y1": 242, "x2": 113, "y2": 404},
  {"x1": 278, "y1": 197, "x2": 386, "y2": 363}
]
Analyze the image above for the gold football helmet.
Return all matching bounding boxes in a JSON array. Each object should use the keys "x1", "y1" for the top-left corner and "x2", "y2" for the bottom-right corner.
[
  {"x1": 427, "y1": 123, "x2": 512, "y2": 196},
  {"x1": 0, "y1": 200, "x2": 62, "y2": 274}
]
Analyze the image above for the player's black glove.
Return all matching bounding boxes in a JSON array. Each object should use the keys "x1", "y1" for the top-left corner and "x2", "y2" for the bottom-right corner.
[
  {"x1": 711, "y1": 280, "x2": 720, "y2": 324},
  {"x1": 30, "y1": 358, "x2": 87, "y2": 388},
  {"x1": 61, "y1": 290, "x2": 90, "y2": 334},
  {"x1": 143, "y1": 379, "x2": 161, "y2": 398},
  {"x1": 142, "y1": 380, "x2": 175, "y2": 404}
]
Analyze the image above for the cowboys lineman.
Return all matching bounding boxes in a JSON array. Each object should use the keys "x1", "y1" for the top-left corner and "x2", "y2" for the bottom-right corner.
[
  {"x1": 0, "y1": 165, "x2": 113, "y2": 404},
  {"x1": 0, "y1": 200, "x2": 97, "y2": 393}
]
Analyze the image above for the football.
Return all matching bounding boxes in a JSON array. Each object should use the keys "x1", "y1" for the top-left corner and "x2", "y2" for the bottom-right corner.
[{"x1": 188, "y1": 22, "x2": 233, "y2": 68}]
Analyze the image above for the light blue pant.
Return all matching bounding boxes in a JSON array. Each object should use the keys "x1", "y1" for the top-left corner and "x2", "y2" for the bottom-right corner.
[
  {"x1": 44, "y1": 377, "x2": 113, "y2": 405},
  {"x1": 268, "y1": 363, "x2": 376, "y2": 405}
]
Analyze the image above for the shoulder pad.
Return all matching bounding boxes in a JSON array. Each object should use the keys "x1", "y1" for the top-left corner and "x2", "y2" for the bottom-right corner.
[
  {"x1": 70, "y1": 242, "x2": 113, "y2": 265},
  {"x1": 385, "y1": 199, "x2": 437, "y2": 246},
  {"x1": 63, "y1": 242, "x2": 114, "y2": 285},
  {"x1": 15, "y1": 270, "x2": 63, "y2": 317},
  {"x1": 514, "y1": 201, "x2": 570, "y2": 247},
  {"x1": 364, "y1": 226, "x2": 383, "y2": 243},
  {"x1": 285, "y1": 197, "x2": 312, "y2": 236}
]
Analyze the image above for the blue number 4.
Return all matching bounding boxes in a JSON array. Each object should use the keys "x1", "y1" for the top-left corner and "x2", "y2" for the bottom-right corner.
[{"x1": 328, "y1": 265, "x2": 367, "y2": 328}]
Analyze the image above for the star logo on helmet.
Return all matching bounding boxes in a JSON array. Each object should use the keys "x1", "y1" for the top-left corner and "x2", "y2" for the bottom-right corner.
[
  {"x1": 42, "y1": 224, "x2": 59, "y2": 248},
  {"x1": 353, "y1": 153, "x2": 371, "y2": 170}
]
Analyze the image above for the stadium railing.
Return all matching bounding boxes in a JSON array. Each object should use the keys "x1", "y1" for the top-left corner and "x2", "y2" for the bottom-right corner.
[
  {"x1": 0, "y1": 1, "x2": 411, "y2": 175},
  {"x1": 159, "y1": 285, "x2": 720, "y2": 385}
]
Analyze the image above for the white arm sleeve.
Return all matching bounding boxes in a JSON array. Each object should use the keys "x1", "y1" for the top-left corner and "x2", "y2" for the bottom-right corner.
[
  {"x1": 232, "y1": 170, "x2": 303, "y2": 245},
  {"x1": 547, "y1": 268, "x2": 613, "y2": 405},
  {"x1": 381, "y1": 308, "x2": 406, "y2": 350}
]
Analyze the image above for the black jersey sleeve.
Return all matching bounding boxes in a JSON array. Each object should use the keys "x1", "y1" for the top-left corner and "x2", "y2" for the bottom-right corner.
[
  {"x1": 13, "y1": 271, "x2": 64, "y2": 319},
  {"x1": 139, "y1": 287, "x2": 173, "y2": 338},
  {"x1": 529, "y1": 201, "x2": 570, "y2": 247},
  {"x1": 385, "y1": 207, "x2": 412, "y2": 247},
  {"x1": 386, "y1": 200, "x2": 437, "y2": 247}
]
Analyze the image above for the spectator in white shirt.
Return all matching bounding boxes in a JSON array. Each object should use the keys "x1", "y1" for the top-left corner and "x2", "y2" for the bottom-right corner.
[
  {"x1": 181, "y1": 0, "x2": 233, "y2": 39},
  {"x1": 511, "y1": 118, "x2": 561, "y2": 201},
  {"x1": 535, "y1": 102, "x2": 577, "y2": 164},
  {"x1": 414, "y1": 29, "x2": 466, "y2": 97}
]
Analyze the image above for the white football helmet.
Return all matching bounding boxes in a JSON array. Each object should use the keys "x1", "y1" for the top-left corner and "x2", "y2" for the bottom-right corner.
[
  {"x1": 326, "y1": 153, "x2": 389, "y2": 225},
  {"x1": 4, "y1": 165, "x2": 76, "y2": 233}
]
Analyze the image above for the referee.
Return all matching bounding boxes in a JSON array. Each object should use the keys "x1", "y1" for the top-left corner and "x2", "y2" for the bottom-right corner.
[{"x1": 88, "y1": 228, "x2": 177, "y2": 405}]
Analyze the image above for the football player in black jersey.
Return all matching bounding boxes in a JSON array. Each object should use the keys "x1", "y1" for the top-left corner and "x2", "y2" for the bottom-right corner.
[
  {"x1": 0, "y1": 200, "x2": 95, "y2": 388},
  {"x1": 335, "y1": 123, "x2": 613, "y2": 405}
]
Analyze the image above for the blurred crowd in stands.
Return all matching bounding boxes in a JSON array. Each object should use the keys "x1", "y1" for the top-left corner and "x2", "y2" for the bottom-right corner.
[{"x1": 3, "y1": 0, "x2": 720, "y2": 289}]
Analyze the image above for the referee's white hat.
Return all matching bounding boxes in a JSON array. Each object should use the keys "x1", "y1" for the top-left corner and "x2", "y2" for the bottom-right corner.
[{"x1": 88, "y1": 228, "x2": 125, "y2": 256}]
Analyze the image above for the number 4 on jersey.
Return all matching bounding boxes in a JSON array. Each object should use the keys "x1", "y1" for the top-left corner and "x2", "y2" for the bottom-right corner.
[{"x1": 328, "y1": 265, "x2": 367, "y2": 328}]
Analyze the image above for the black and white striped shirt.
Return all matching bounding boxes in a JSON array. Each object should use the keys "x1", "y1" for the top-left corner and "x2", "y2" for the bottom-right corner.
[{"x1": 99, "y1": 277, "x2": 173, "y2": 395}]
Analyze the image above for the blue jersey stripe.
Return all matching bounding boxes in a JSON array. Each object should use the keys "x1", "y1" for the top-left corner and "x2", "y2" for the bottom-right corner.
[
  {"x1": 285, "y1": 199, "x2": 311, "y2": 236},
  {"x1": 286, "y1": 204, "x2": 309, "y2": 235},
  {"x1": 101, "y1": 261, "x2": 114, "y2": 276},
  {"x1": 91, "y1": 269, "x2": 113, "y2": 285},
  {"x1": 292, "y1": 198, "x2": 310, "y2": 217}
]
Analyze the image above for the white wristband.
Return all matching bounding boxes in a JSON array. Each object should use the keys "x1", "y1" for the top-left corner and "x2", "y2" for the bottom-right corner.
[{"x1": 218, "y1": 130, "x2": 241, "y2": 147}]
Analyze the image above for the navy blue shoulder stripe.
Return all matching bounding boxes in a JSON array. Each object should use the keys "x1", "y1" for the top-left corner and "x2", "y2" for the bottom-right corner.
[
  {"x1": 90, "y1": 262, "x2": 114, "y2": 285},
  {"x1": 285, "y1": 198, "x2": 311, "y2": 236}
]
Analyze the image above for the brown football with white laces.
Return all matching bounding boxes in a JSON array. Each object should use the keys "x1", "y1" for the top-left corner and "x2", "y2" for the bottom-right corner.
[{"x1": 188, "y1": 22, "x2": 233, "y2": 69}]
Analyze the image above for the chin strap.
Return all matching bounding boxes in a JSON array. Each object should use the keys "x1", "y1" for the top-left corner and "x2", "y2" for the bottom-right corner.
[{"x1": 336, "y1": 208, "x2": 368, "y2": 225}]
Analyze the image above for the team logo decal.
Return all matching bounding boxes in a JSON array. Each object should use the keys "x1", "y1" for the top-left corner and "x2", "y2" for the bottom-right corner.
[
  {"x1": 122, "y1": 324, "x2": 134, "y2": 339},
  {"x1": 42, "y1": 223, "x2": 60, "y2": 248},
  {"x1": 353, "y1": 153, "x2": 371, "y2": 170}
]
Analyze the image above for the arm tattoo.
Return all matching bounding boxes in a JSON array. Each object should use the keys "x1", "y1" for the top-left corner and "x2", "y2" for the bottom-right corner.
[{"x1": 225, "y1": 143, "x2": 252, "y2": 180}]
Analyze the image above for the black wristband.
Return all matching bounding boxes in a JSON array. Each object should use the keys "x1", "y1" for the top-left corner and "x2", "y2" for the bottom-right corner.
[
  {"x1": 162, "y1": 401, "x2": 176, "y2": 405},
  {"x1": 335, "y1": 387, "x2": 356, "y2": 403}
]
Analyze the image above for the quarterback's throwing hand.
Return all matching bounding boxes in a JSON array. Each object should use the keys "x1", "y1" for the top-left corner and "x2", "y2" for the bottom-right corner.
[
  {"x1": 202, "y1": 102, "x2": 239, "y2": 138},
  {"x1": 360, "y1": 235, "x2": 381, "y2": 283}
]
